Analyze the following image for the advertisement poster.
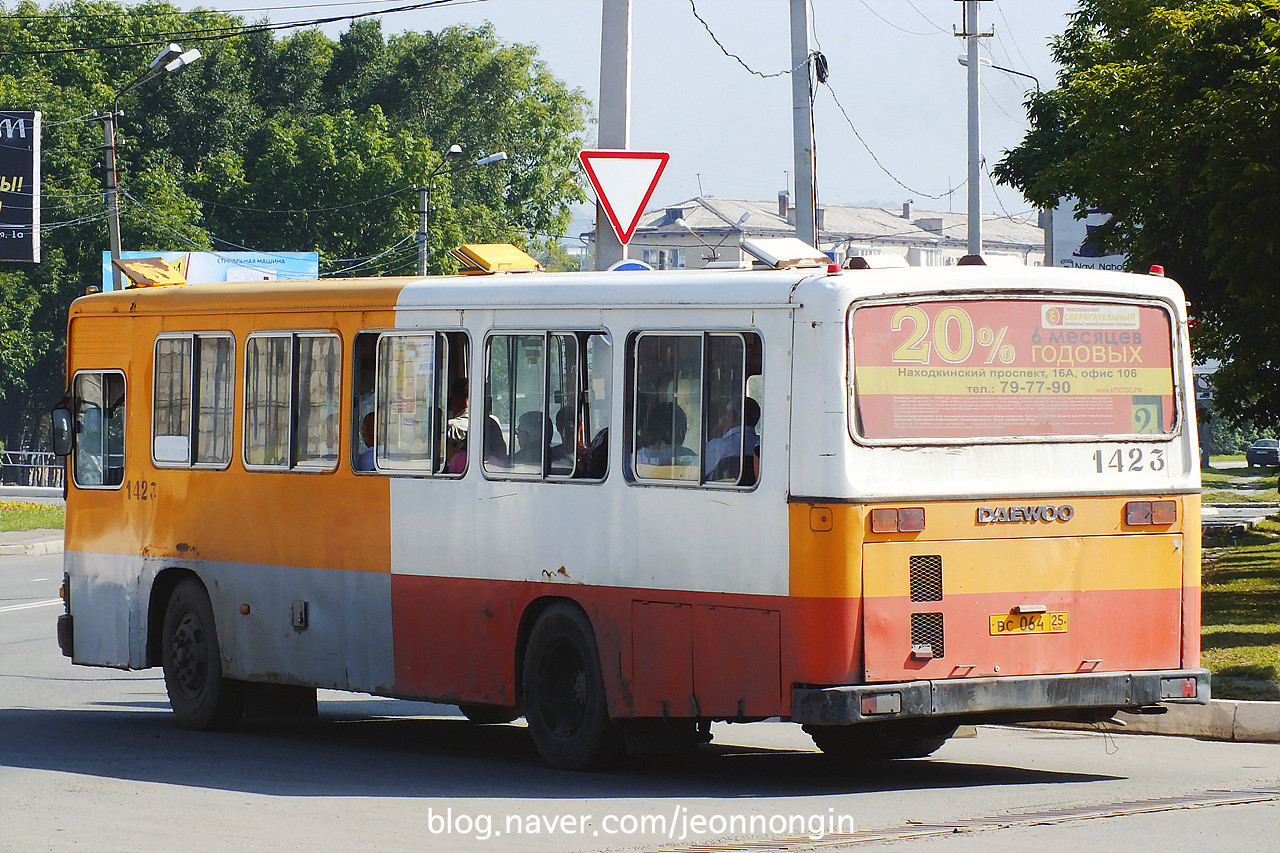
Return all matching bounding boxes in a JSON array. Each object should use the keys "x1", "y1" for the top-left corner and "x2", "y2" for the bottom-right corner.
[
  {"x1": 852, "y1": 299, "x2": 1175, "y2": 440},
  {"x1": 102, "y1": 250, "x2": 319, "y2": 291},
  {"x1": 0, "y1": 111, "x2": 40, "y2": 263}
]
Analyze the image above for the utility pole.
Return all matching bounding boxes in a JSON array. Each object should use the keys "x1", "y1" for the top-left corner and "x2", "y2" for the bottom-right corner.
[
  {"x1": 595, "y1": 0, "x2": 632, "y2": 269},
  {"x1": 956, "y1": 0, "x2": 991, "y2": 256},
  {"x1": 789, "y1": 0, "x2": 817, "y2": 247},
  {"x1": 417, "y1": 185, "x2": 430, "y2": 275},
  {"x1": 99, "y1": 111, "x2": 123, "y2": 291}
]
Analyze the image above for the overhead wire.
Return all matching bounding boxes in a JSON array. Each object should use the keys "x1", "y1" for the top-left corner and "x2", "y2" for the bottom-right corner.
[
  {"x1": 0, "y1": 0, "x2": 484, "y2": 58},
  {"x1": 687, "y1": 0, "x2": 967, "y2": 203},
  {"x1": 686, "y1": 0, "x2": 803, "y2": 79}
]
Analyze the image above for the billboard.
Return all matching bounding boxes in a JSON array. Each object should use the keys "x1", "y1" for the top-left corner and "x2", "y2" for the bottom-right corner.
[
  {"x1": 852, "y1": 297, "x2": 1176, "y2": 441},
  {"x1": 0, "y1": 111, "x2": 40, "y2": 263},
  {"x1": 102, "y1": 250, "x2": 319, "y2": 291},
  {"x1": 1050, "y1": 199, "x2": 1127, "y2": 271}
]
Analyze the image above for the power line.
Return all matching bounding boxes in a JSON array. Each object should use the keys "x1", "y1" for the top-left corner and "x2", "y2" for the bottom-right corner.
[
  {"x1": 854, "y1": 0, "x2": 939, "y2": 37},
  {"x1": 0, "y1": 0, "x2": 481, "y2": 58},
  {"x1": 686, "y1": 0, "x2": 802, "y2": 79},
  {"x1": 819, "y1": 81, "x2": 966, "y2": 201}
]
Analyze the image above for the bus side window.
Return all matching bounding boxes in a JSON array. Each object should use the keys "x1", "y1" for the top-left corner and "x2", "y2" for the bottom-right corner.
[
  {"x1": 484, "y1": 331, "x2": 611, "y2": 481},
  {"x1": 72, "y1": 371, "x2": 126, "y2": 488},
  {"x1": 628, "y1": 331, "x2": 761, "y2": 487},
  {"x1": 153, "y1": 334, "x2": 234, "y2": 468},
  {"x1": 244, "y1": 332, "x2": 340, "y2": 471}
]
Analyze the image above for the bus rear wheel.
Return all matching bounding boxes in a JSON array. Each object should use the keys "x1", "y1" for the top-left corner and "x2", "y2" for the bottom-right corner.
[
  {"x1": 805, "y1": 724, "x2": 954, "y2": 760},
  {"x1": 521, "y1": 603, "x2": 622, "y2": 770},
  {"x1": 161, "y1": 578, "x2": 244, "y2": 731}
]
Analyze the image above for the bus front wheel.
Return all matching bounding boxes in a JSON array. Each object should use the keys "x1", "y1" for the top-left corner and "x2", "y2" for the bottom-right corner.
[
  {"x1": 521, "y1": 603, "x2": 622, "y2": 770},
  {"x1": 161, "y1": 578, "x2": 244, "y2": 731}
]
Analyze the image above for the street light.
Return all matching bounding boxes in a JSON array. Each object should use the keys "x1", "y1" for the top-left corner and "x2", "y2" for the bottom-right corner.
[
  {"x1": 675, "y1": 211, "x2": 750, "y2": 264},
  {"x1": 416, "y1": 148, "x2": 509, "y2": 275},
  {"x1": 99, "y1": 43, "x2": 202, "y2": 290},
  {"x1": 956, "y1": 54, "x2": 1041, "y2": 92}
]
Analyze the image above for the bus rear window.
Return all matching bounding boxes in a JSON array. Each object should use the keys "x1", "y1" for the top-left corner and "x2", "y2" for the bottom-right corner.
[{"x1": 850, "y1": 298, "x2": 1177, "y2": 442}]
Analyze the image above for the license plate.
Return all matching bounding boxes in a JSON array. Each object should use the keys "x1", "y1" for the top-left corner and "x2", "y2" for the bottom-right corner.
[{"x1": 990, "y1": 611, "x2": 1069, "y2": 635}]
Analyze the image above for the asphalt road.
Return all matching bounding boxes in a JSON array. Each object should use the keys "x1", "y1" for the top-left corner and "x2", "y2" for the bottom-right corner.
[{"x1": 3, "y1": 551, "x2": 1279, "y2": 852}]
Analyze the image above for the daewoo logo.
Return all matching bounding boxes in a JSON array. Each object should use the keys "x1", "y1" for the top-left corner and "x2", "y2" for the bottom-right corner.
[{"x1": 976, "y1": 505, "x2": 1075, "y2": 524}]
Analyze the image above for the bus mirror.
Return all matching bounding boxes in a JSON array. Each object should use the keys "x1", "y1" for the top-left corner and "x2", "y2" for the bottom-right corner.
[{"x1": 50, "y1": 407, "x2": 73, "y2": 457}]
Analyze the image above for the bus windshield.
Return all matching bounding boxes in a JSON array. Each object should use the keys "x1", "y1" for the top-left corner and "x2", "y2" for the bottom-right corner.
[{"x1": 850, "y1": 297, "x2": 1177, "y2": 442}]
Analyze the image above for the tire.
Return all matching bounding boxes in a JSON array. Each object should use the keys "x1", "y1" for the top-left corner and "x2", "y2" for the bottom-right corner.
[
  {"x1": 806, "y1": 724, "x2": 954, "y2": 760},
  {"x1": 459, "y1": 704, "x2": 519, "y2": 725},
  {"x1": 161, "y1": 578, "x2": 244, "y2": 731},
  {"x1": 521, "y1": 603, "x2": 622, "y2": 770}
]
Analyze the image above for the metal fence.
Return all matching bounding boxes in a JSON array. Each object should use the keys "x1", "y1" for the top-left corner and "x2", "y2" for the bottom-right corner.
[{"x1": 0, "y1": 450, "x2": 65, "y2": 488}]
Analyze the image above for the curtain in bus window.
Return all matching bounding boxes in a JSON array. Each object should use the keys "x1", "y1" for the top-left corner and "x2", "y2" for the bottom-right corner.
[
  {"x1": 548, "y1": 334, "x2": 579, "y2": 477},
  {"x1": 245, "y1": 336, "x2": 291, "y2": 467},
  {"x1": 582, "y1": 334, "x2": 613, "y2": 479},
  {"x1": 377, "y1": 334, "x2": 436, "y2": 471},
  {"x1": 633, "y1": 334, "x2": 701, "y2": 480},
  {"x1": 503, "y1": 334, "x2": 547, "y2": 475},
  {"x1": 703, "y1": 334, "x2": 749, "y2": 484},
  {"x1": 296, "y1": 335, "x2": 340, "y2": 467},
  {"x1": 194, "y1": 336, "x2": 234, "y2": 465},
  {"x1": 153, "y1": 337, "x2": 192, "y2": 464}
]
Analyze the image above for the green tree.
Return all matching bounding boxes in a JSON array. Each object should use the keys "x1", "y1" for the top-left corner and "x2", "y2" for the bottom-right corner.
[
  {"x1": 995, "y1": 0, "x2": 1280, "y2": 424},
  {"x1": 0, "y1": 1, "x2": 590, "y2": 449}
]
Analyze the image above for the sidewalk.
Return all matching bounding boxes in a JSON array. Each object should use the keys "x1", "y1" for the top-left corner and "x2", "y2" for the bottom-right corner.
[{"x1": 0, "y1": 528, "x2": 64, "y2": 557}]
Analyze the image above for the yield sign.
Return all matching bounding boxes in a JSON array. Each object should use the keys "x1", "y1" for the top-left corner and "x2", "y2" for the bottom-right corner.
[{"x1": 579, "y1": 149, "x2": 669, "y2": 245}]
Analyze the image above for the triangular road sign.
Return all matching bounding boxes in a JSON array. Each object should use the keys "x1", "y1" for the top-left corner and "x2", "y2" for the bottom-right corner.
[{"x1": 579, "y1": 150, "x2": 669, "y2": 245}]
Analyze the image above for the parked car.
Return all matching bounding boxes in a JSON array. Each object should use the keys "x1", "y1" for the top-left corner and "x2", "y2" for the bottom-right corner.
[{"x1": 1245, "y1": 438, "x2": 1279, "y2": 467}]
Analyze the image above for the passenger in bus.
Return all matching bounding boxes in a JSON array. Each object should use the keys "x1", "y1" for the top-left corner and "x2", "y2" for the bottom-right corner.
[
  {"x1": 580, "y1": 427, "x2": 608, "y2": 478},
  {"x1": 483, "y1": 415, "x2": 509, "y2": 467},
  {"x1": 636, "y1": 401, "x2": 696, "y2": 467},
  {"x1": 703, "y1": 397, "x2": 761, "y2": 480},
  {"x1": 551, "y1": 405, "x2": 585, "y2": 471},
  {"x1": 512, "y1": 410, "x2": 552, "y2": 467},
  {"x1": 446, "y1": 378, "x2": 469, "y2": 455},
  {"x1": 355, "y1": 413, "x2": 375, "y2": 471}
]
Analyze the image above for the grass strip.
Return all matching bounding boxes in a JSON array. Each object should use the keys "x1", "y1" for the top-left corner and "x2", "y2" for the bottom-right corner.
[
  {"x1": 1202, "y1": 517, "x2": 1280, "y2": 700},
  {"x1": 0, "y1": 501, "x2": 66, "y2": 532}
]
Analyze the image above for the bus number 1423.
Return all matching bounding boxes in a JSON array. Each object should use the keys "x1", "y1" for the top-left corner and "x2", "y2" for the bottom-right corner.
[
  {"x1": 1093, "y1": 447, "x2": 1164, "y2": 473},
  {"x1": 124, "y1": 479, "x2": 157, "y2": 500}
]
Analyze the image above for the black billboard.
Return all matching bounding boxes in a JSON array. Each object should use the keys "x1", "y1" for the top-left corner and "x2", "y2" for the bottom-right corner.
[{"x1": 0, "y1": 111, "x2": 40, "y2": 263}]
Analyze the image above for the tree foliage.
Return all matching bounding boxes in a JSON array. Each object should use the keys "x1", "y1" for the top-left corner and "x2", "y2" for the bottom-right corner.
[
  {"x1": 0, "y1": 1, "x2": 589, "y2": 448},
  {"x1": 995, "y1": 0, "x2": 1280, "y2": 425}
]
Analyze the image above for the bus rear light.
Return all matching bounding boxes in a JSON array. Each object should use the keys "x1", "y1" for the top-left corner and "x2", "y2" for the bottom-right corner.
[
  {"x1": 1125, "y1": 500, "x2": 1176, "y2": 525},
  {"x1": 870, "y1": 507, "x2": 926, "y2": 533},
  {"x1": 861, "y1": 691, "x2": 902, "y2": 716},
  {"x1": 897, "y1": 507, "x2": 926, "y2": 532}
]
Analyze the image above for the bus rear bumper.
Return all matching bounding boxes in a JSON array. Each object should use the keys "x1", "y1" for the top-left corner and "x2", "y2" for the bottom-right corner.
[{"x1": 792, "y1": 669, "x2": 1211, "y2": 726}]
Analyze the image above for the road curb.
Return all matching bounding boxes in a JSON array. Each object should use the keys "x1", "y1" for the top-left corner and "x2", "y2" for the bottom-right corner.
[
  {"x1": 0, "y1": 536, "x2": 64, "y2": 557},
  {"x1": 1025, "y1": 699, "x2": 1280, "y2": 743}
]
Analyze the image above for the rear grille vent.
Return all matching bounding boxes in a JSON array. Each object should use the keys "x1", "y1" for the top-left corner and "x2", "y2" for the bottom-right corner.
[
  {"x1": 911, "y1": 612, "x2": 944, "y2": 658},
  {"x1": 909, "y1": 555, "x2": 943, "y2": 602}
]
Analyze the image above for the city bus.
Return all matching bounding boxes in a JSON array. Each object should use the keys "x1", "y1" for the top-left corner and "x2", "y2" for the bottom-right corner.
[{"x1": 51, "y1": 249, "x2": 1209, "y2": 769}]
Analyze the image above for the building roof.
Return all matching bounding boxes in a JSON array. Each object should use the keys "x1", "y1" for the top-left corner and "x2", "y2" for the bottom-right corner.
[{"x1": 594, "y1": 196, "x2": 1044, "y2": 252}]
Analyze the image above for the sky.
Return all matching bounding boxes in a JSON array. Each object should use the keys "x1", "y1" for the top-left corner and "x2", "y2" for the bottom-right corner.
[{"x1": 174, "y1": 0, "x2": 1080, "y2": 234}]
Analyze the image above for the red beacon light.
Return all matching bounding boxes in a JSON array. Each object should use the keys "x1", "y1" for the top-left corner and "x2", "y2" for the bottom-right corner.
[{"x1": 1149, "y1": 264, "x2": 1165, "y2": 276}]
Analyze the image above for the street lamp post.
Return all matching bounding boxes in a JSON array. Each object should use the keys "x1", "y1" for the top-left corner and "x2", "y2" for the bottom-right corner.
[
  {"x1": 675, "y1": 212, "x2": 751, "y2": 265},
  {"x1": 416, "y1": 148, "x2": 508, "y2": 275},
  {"x1": 98, "y1": 43, "x2": 201, "y2": 291}
]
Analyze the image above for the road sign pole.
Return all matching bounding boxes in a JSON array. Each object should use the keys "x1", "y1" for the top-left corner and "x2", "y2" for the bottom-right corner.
[{"x1": 596, "y1": 0, "x2": 631, "y2": 269}]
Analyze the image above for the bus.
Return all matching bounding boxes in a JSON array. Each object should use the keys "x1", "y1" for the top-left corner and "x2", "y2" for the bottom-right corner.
[{"x1": 51, "y1": 249, "x2": 1209, "y2": 769}]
